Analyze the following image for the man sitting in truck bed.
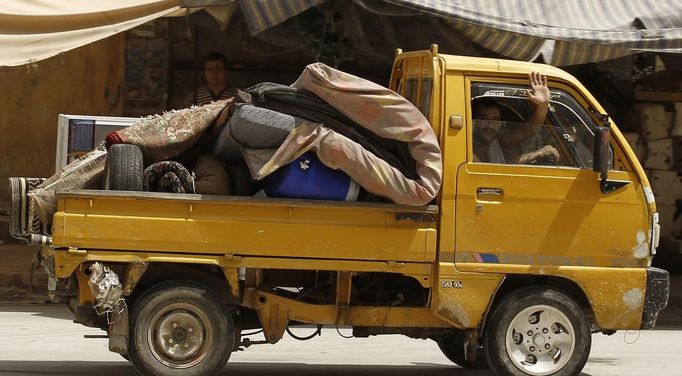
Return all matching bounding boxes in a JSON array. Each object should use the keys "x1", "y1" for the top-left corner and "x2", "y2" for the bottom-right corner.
[{"x1": 472, "y1": 72, "x2": 560, "y2": 164}]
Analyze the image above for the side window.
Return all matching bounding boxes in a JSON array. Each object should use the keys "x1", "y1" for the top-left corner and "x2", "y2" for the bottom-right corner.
[
  {"x1": 470, "y1": 83, "x2": 602, "y2": 169},
  {"x1": 548, "y1": 91, "x2": 611, "y2": 170}
]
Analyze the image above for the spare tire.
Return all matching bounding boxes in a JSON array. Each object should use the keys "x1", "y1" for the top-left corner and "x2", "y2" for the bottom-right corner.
[{"x1": 103, "y1": 144, "x2": 143, "y2": 191}]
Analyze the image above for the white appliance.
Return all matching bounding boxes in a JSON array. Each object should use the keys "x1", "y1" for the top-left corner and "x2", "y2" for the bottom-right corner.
[{"x1": 55, "y1": 114, "x2": 137, "y2": 171}]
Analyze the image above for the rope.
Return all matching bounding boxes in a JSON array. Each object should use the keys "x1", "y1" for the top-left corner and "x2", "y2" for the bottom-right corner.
[
  {"x1": 287, "y1": 325, "x2": 322, "y2": 341},
  {"x1": 623, "y1": 330, "x2": 641, "y2": 344},
  {"x1": 335, "y1": 325, "x2": 354, "y2": 339}
]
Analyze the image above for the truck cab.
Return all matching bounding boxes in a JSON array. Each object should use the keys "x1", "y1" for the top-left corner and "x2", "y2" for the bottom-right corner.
[{"x1": 8, "y1": 45, "x2": 669, "y2": 376}]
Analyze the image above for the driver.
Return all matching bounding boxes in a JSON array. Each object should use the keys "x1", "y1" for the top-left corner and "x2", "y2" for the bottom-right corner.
[{"x1": 473, "y1": 72, "x2": 560, "y2": 164}]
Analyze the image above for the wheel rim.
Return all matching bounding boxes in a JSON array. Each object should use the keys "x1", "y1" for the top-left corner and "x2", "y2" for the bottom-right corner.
[
  {"x1": 147, "y1": 302, "x2": 214, "y2": 369},
  {"x1": 505, "y1": 304, "x2": 576, "y2": 376}
]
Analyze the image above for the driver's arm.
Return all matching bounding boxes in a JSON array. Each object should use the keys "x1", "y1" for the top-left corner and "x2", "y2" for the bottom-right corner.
[
  {"x1": 517, "y1": 144, "x2": 560, "y2": 164},
  {"x1": 499, "y1": 72, "x2": 550, "y2": 148}
]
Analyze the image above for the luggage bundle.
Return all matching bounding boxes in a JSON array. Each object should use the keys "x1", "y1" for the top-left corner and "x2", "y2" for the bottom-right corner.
[{"x1": 18, "y1": 63, "x2": 443, "y2": 239}]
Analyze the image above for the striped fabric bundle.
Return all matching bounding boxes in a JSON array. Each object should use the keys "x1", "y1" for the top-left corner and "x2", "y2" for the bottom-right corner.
[
  {"x1": 384, "y1": 0, "x2": 682, "y2": 65},
  {"x1": 8, "y1": 177, "x2": 48, "y2": 241},
  {"x1": 239, "y1": 0, "x2": 323, "y2": 35}
]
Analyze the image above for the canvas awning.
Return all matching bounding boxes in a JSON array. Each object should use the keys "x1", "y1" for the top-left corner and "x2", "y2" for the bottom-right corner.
[
  {"x1": 383, "y1": 0, "x2": 682, "y2": 65},
  {"x1": 0, "y1": 1, "x2": 182, "y2": 66},
  {"x1": 0, "y1": 0, "x2": 326, "y2": 67},
  {"x1": 3, "y1": 0, "x2": 680, "y2": 67}
]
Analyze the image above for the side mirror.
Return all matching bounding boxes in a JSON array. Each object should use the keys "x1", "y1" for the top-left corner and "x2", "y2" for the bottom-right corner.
[
  {"x1": 592, "y1": 126, "x2": 610, "y2": 176},
  {"x1": 592, "y1": 118, "x2": 628, "y2": 194}
]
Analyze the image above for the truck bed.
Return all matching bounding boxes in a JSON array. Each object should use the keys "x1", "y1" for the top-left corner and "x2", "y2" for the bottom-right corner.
[{"x1": 52, "y1": 190, "x2": 438, "y2": 263}]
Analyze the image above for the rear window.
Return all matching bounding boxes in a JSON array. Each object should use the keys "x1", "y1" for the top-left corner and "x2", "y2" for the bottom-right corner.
[{"x1": 404, "y1": 78, "x2": 432, "y2": 118}]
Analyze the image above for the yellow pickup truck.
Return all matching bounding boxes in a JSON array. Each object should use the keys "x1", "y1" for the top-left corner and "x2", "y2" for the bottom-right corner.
[{"x1": 11, "y1": 45, "x2": 669, "y2": 376}]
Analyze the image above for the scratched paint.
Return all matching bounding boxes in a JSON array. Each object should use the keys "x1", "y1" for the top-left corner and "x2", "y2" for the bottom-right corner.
[
  {"x1": 632, "y1": 231, "x2": 648, "y2": 259},
  {"x1": 437, "y1": 293, "x2": 471, "y2": 327},
  {"x1": 643, "y1": 186, "x2": 655, "y2": 205},
  {"x1": 622, "y1": 288, "x2": 644, "y2": 310}
]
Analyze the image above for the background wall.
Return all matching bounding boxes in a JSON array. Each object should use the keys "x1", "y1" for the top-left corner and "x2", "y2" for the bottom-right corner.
[
  {"x1": 0, "y1": 34, "x2": 125, "y2": 207},
  {"x1": 0, "y1": 35, "x2": 125, "y2": 296}
]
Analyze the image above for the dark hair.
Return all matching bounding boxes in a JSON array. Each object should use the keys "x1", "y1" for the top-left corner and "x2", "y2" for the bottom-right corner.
[
  {"x1": 204, "y1": 52, "x2": 227, "y2": 69},
  {"x1": 472, "y1": 97, "x2": 500, "y2": 118}
]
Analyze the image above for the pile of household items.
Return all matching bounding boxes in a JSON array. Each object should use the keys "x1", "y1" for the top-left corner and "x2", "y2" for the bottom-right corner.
[{"x1": 19, "y1": 63, "x2": 443, "y2": 241}]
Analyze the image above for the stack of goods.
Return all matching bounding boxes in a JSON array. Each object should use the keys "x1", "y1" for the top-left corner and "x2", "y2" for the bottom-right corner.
[
  {"x1": 25, "y1": 63, "x2": 443, "y2": 235},
  {"x1": 627, "y1": 103, "x2": 682, "y2": 251}
]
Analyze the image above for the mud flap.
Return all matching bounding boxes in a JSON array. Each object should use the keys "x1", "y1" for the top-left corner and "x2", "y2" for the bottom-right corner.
[{"x1": 109, "y1": 304, "x2": 129, "y2": 354}]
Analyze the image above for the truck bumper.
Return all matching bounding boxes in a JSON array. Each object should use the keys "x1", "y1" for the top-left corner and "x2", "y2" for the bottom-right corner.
[{"x1": 640, "y1": 267, "x2": 670, "y2": 329}]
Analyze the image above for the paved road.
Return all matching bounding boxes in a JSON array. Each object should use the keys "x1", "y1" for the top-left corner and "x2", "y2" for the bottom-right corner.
[{"x1": 0, "y1": 304, "x2": 676, "y2": 376}]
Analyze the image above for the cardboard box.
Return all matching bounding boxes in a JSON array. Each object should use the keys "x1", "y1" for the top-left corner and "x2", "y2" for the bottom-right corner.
[
  {"x1": 674, "y1": 213, "x2": 682, "y2": 239},
  {"x1": 658, "y1": 204, "x2": 678, "y2": 238},
  {"x1": 623, "y1": 132, "x2": 647, "y2": 161},
  {"x1": 674, "y1": 137, "x2": 682, "y2": 170},
  {"x1": 648, "y1": 170, "x2": 680, "y2": 205},
  {"x1": 635, "y1": 140, "x2": 647, "y2": 161},
  {"x1": 665, "y1": 111, "x2": 675, "y2": 135},
  {"x1": 672, "y1": 103, "x2": 682, "y2": 137},
  {"x1": 645, "y1": 138, "x2": 673, "y2": 170},
  {"x1": 623, "y1": 132, "x2": 639, "y2": 147},
  {"x1": 636, "y1": 103, "x2": 670, "y2": 141}
]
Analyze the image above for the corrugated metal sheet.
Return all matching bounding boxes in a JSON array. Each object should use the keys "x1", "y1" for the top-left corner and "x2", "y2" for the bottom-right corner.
[{"x1": 384, "y1": 0, "x2": 682, "y2": 65}]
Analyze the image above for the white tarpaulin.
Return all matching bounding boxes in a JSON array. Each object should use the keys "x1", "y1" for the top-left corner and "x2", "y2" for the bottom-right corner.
[
  {"x1": 0, "y1": 0, "x2": 181, "y2": 66},
  {"x1": 0, "y1": 0, "x2": 325, "y2": 66}
]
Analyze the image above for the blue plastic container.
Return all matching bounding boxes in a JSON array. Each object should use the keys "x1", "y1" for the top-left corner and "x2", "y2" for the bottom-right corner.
[{"x1": 263, "y1": 152, "x2": 359, "y2": 201}]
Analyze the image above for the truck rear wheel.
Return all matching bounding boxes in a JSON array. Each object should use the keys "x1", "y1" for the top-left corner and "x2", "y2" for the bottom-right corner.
[
  {"x1": 103, "y1": 144, "x2": 143, "y2": 191},
  {"x1": 128, "y1": 281, "x2": 234, "y2": 376},
  {"x1": 483, "y1": 287, "x2": 591, "y2": 376}
]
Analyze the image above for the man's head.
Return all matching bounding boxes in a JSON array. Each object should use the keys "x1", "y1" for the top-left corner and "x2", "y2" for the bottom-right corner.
[
  {"x1": 472, "y1": 97, "x2": 502, "y2": 143},
  {"x1": 204, "y1": 52, "x2": 228, "y2": 88}
]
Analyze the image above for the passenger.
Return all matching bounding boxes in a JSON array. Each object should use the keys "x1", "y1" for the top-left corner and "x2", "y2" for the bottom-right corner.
[
  {"x1": 472, "y1": 72, "x2": 560, "y2": 164},
  {"x1": 194, "y1": 52, "x2": 238, "y2": 105}
]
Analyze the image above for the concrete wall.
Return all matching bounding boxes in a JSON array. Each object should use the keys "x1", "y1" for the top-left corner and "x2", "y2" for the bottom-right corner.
[
  {"x1": 0, "y1": 35, "x2": 126, "y2": 298},
  {"x1": 0, "y1": 35, "x2": 125, "y2": 206}
]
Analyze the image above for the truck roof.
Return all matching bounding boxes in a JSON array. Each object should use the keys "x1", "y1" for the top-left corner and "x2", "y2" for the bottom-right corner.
[{"x1": 439, "y1": 53, "x2": 576, "y2": 82}]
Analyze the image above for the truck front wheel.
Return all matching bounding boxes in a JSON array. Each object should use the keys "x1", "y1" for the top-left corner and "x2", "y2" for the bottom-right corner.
[
  {"x1": 128, "y1": 281, "x2": 234, "y2": 376},
  {"x1": 484, "y1": 287, "x2": 591, "y2": 376}
]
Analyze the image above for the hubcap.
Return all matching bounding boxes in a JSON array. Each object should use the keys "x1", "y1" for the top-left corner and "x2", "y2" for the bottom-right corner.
[
  {"x1": 147, "y1": 303, "x2": 213, "y2": 369},
  {"x1": 505, "y1": 304, "x2": 575, "y2": 376}
]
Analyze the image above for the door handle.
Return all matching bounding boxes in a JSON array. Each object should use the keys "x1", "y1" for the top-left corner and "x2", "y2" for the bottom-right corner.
[{"x1": 476, "y1": 187, "x2": 503, "y2": 196}]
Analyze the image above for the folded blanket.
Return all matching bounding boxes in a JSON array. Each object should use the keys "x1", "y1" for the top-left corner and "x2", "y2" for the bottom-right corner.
[
  {"x1": 143, "y1": 161, "x2": 195, "y2": 194},
  {"x1": 29, "y1": 147, "x2": 107, "y2": 226},
  {"x1": 246, "y1": 82, "x2": 418, "y2": 180},
  {"x1": 243, "y1": 63, "x2": 442, "y2": 206}
]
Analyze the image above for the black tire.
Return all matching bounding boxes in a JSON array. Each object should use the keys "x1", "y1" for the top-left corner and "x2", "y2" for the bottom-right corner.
[
  {"x1": 484, "y1": 287, "x2": 591, "y2": 376},
  {"x1": 128, "y1": 281, "x2": 235, "y2": 376},
  {"x1": 103, "y1": 144, "x2": 143, "y2": 191},
  {"x1": 437, "y1": 332, "x2": 488, "y2": 369}
]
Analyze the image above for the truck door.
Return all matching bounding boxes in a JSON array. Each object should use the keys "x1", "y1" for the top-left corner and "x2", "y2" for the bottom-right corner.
[{"x1": 454, "y1": 77, "x2": 650, "y2": 270}]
